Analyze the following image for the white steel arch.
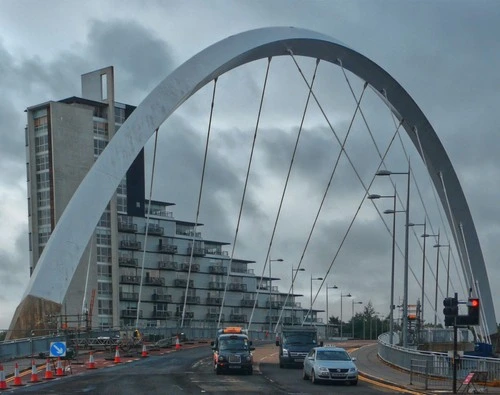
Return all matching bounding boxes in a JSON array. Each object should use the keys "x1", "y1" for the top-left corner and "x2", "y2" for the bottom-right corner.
[{"x1": 18, "y1": 27, "x2": 496, "y2": 335}]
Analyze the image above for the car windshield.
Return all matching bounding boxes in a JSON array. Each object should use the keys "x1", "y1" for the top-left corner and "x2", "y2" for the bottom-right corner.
[
  {"x1": 316, "y1": 350, "x2": 351, "y2": 361},
  {"x1": 283, "y1": 333, "x2": 316, "y2": 345},
  {"x1": 219, "y1": 338, "x2": 249, "y2": 351}
]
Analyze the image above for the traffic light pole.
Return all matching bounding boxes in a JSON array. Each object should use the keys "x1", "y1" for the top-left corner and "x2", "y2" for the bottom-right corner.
[{"x1": 453, "y1": 316, "x2": 457, "y2": 394}]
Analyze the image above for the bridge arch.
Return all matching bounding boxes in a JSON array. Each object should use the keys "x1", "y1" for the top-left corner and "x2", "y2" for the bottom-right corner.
[{"x1": 17, "y1": 27, "x2": 496, "y2": 335}]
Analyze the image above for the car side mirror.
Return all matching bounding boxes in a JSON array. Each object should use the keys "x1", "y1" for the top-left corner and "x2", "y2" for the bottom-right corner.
[
  {"x1": 351, "y1": 357, "x2": 357, "y2": 362},
  {"x1": 250, "y1": 346, "x2": 255, "y2": 351},
  {"x1": 249, "y1": 340, "x2": 253, "y2": 346}
]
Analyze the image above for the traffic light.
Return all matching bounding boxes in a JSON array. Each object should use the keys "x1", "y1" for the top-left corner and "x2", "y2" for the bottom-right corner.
[
  {"x1": 467, "y1": 298, "x2": 480, "y2": 325},
  {"x1": 443, "y1": 296, "x2": 458, "y2": 326}
]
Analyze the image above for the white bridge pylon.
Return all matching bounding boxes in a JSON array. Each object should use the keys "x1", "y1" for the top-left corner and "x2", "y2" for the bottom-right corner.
[{"x1": 22, "y1": 27, "x2": 496, "y2": 335}]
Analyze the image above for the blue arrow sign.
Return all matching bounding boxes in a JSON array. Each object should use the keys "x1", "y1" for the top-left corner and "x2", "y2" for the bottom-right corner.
[{"x1": 50, "y1": 341, "x2": 67, "y2": 357}]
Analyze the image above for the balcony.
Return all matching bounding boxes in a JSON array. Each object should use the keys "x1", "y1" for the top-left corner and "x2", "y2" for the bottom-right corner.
[
  {"x1": 120, "y1": 240, "x2": 141, "y2": 250},
  {"x1": 176, "y1": 229, "x2": 201, "y2": 238},
  {"x1": 266, "y1": 301, "x2": 283, "y2": 309},
  {"x1": 180, "y1": 263, "x2": 200, "y2": 272},
  {"x1": 228, "y1": 283, "x2": 247, "y2": 292},
  {"x1": 118, "y1": 222, "x2": 137, "y2": 233},
  {"x1": 144, "y1": 276, "x2": 165, "y2": 286},
  {"x1": 152, "y1": 293, "x2": 172, "y2": 303},
  {"x1": 209, "y1": 265, "x2": 227, "y2": 274},
  {"x1": 158, "y1": 261, "x2": 178, "y2": 270},
  {"x1": 120, "y1": 275, "x2": 140, "y2": 285},
  {"x1": 229, "y1": 314, "x2": 247, "y2": 322},
  {"x1": 119, "y1": 292, "x2": 139, "y2": 301},
  {"x1": 151, "y1": 310, "x2": 171, "y2": 319},
  {"x1": 121, "y1": 309, "x2": 142, "y2": 319},
  {"x1": 206, "y1": 313, "x2": 224, "y2": 320},
  {"x1": 158, "y1": 244, "x2": 178, "y2": 254},
  {"x1": 173, "y1": 279, "x2": 194, "y2": 288},
  {"x1": 208, "y1": 282, "x2": 226, "y2": 290},
  {"x1": 181, "y1": 296, "x2": 200, "y2": 304},
  {"x1": 206, "y1": 297, "x2": 223, "y2": 305},
  {"x1": 145, "y1": 224, "x2": 164, "y2": 236},
  {"x1": 266, "y1": 315, "x2": 280, "y2": 324},
  {"x1": 187, "y1": 246, "x2": 205, "y2": 256},
  {"x1": 231, "y1": 267, "x2": 254, "y2": 275},
  {"x1": 241, "y1": 299, "x2": 257, "y2": 307},
  {"x1": 174, "y1": 311, "x2": 194, "y2": 319},
  {"x1": 284, "y1": 317, "x2": 302, "y2": 325},
  {"x1": 119, "y1": 257, "x2": 138, "y2": 268}
]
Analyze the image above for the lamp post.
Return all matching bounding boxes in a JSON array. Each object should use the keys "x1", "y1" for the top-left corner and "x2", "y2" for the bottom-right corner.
[
  {"x1": 352, "y1": 300, "x2": 363, "y2": 339},
  {"x1": 376, "y1": 163, "x2": 411, "y2": 348},
  {"x1": 310, "y1": 276, "x2": 323, "y2": 324},
  {"x1": 340, "y1": 292, "x2": 351, "y2": 339},
  {"x1": 433, "y1": 235, "x2": 450, "y2": 325},
  {"x1": 326, "y1": 284, "x2": 338, "y2": 338},
  {"x1": 269, "y1": 258, "x2": 283, "y2": 333},
  {"x1": 368, "y1": 188, "x2": 399, "y2": 345},
  {"x1": 420, "y1": 224, "x2": 439, "y2": 326},
  {"x1": 291, "y1": 266, "x2": 305, "y2": 325}
]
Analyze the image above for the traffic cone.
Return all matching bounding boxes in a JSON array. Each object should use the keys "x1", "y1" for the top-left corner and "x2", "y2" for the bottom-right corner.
[
  {"x1": 0, "y1": 364, "x2": 7, "y2": 390},
  {"x1": 175, "y1": 336, "x2": 181, "y2": 351},
  {"x1": 55, "y1": 357, "x2": 64, "y2": 377},
  {"x1": 44, "y1": 358, "x2": 54, "y2": 380},
  {"x1": 114, "y1": 346, "x2": 121, "y2": 363},
  {"x1": 29, "y1": 359, "x2": 40, "y2": 383},
  {"x1": 141, "y1": 344, "x2": 148, "y2": 358},
  {"x1": 12, "y1": 363, "x2": 23, "y2": 386},
  {"x1": 87, "y1": 351, "x2": 97, "y2": 369}
]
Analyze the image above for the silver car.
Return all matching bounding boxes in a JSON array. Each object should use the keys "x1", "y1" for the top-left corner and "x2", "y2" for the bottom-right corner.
[{"x1": 302, "y1": 346, "x2": 358, "y2": 385}]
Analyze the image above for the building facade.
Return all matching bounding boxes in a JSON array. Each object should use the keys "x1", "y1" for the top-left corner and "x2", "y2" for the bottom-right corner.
[{"x1": 25, "y1": 67, "x2": 322, "y2": 333}]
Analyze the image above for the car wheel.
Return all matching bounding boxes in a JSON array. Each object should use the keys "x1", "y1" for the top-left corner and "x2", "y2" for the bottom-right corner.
[
  {"x1": 248, "y1": 367, "x2": 253, "y2": 375},
  {"x1": 215, "y1": 365, "x2": 221, "y2": 375},
  {"x1": 279, "y1": 361, "x2": 284, "y2": 368},
  {"x1": 302, "y1": 369, "x2": 309, "y2": 380},
  {"x1": 311, "y1": 370, "x2": 318, "y2": 385},
  {"x1": 350, "y1": 380, "x2": 358, "y2": 386}
]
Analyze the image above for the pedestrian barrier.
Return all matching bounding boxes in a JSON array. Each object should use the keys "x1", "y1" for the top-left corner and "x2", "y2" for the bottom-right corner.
[
  {"x1": 12, "y1": 363, "x2": 23, "y2": 386},
  {"x1": 29, "y1": 359, "x2": 40, "y2": 383},
  {"x1": 114, "y1": 346, "x2": 121, "y2": 363},
  {"x1": 0, "y1": 364, "x2": 6, "y2": 390},
  {"x1": 87, "y1": 351, "x2": 97, "y2": 369},
  {"x1": 44, "y1": 358, "x2": 54, "y2": 380}
]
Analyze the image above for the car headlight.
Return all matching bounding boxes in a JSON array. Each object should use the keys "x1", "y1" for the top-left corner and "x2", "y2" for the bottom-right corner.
[
  {"x1": 245, "y1": 355, "x2": 252, "y2": 362},
  {"x1": 349, "y1": 367, "x2": 357, "y2": 373},
  {"x1": 218, "y1": 355, "x2": 226, "y2": 362},
  {"x1": 318, "y1": 366, "x2": 329, "y2": 373},
  {"x1": 282, "y1": 349, "x2": 289, "y2": 357}
]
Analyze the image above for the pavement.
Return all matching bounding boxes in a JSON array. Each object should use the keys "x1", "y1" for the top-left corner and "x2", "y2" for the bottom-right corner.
[{"x1": 1, "y1": 340, "x2": 499, "y2": 394}]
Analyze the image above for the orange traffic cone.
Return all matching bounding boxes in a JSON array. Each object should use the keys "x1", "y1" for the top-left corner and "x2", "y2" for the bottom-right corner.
[
  {"x1": 44, "y1": 358, "x2": 54, "y2": 380},
  {"x1": 12, "y1": 363, "x2": 23, "y2": 386},
  {"x1": 0, "y1": 364, "x2": 7, "y2": 390},
  {"x1": 141, "y1": 344, "x2": 148, "y2": 358},
  {"x1": 29, "y1": 359, "x2": 40, "y2": 383},
  {"x1": 87, "y1": 351, "x2": 97, "y2": 369},
  {"x1": 55, "y1": 357, "x2": 64, "y2": 377},
  {"x1": 114, "y1": 346, "x2": 121, "y2": 363},
  {"x1": 175, "y1": 336, "x2": 181, "y2": 351}
]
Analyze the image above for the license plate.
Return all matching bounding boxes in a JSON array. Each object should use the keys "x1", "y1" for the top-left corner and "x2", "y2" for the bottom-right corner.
[
  {"x1": 229, "y1": 365, "x2": 241, "y2": 369},
  {"x1": 294, "y1": 358, "x2": 304, "y2": 362},
  {"x1": 331, "y1": 373, "x2": 345, "y2": 377}
]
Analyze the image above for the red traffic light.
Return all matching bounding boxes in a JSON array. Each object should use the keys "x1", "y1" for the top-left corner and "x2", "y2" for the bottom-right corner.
[{"x1": 469, "y1": 298, "x2": 479, "y2": 308}]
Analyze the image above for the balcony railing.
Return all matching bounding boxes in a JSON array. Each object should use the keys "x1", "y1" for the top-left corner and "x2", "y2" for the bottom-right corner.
[
  {"x1": 208, "y1": 282, "x2": 226, "y2": 290},
  {"x1": 121, "y1": 309, "x2": 142, "y2": 318},
  {"x1": 145, "y1": 224, "x2": 164, "y2": 236},
  {"x1": 266, "y1": 301, "x2": 283, "y2": 309},
  {"x1": 151, "y1": 311, "x2": 171, "y2": 319},
  {"x1": 206, "y1": 297, "x2": 223, "y2": 305},
  {"x1": 152, "y1": 293, "x2": 172, "y2": 303},
  {"x1": 181, "y1": 296, "x2": 201, "y2": 304},
  {"x1": 206, "y1": 313, "x2": 224, "y2": 320},
  {"x1": 173, "y1": 279, "x2": 194, "y2": 288},
  {"x1": 158, "y1": 261, "x2": 178, "y2": 270},
  {"x1": 187, "y1": 246, "x2": 205, "y2": 256},
  {"x1": 174, "y1": 311, "x2": 194, "y2": 319},
  {"x1": 158, "y1": 244, "x2": 178, "y2": 254},
  {"x1": 229, "y1": 314, "x2": 247, "y2": 322},
  {"x1": 241, "y1": 299, "x2": 256, "y2": 307},
  {"x1": 209, "y1": 266, "x2": 227, "y2": 274},
  {"x1": 228, "y1": 283, "x2": 247, "y2": 291},
  {"x1": 180, "y1": 263, "x2": 200, "y2": 272},
  {"x1": 119, "y1": 257, "x2": 138, "y2": 267},
  {"x1": 120, "y1": 275, "x2": 140, "y2": 284},
  {"x1": 176, "y1": 229, "x2": 201, "y2": 237},
  {"x1": 120, "y1": 240, "x2": 141, "y2": 250},
  {"x1": 144, "y1": 276, "x2": 165, "y2": 286},
  {"x1": 231, "y1": 267, "x2": 253, "y2": 274},
  {"x1": 118, "y1": 222, "x2": 137, "y2": 233},
  {"x1": 119, "y1": 292, "x2": 139, "y2": 301}
]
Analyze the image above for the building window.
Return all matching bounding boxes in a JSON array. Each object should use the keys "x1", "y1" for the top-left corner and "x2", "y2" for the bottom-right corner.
[
  {"x1": 97, "y1": 246, "x2": 111, "y2": 263},
  {"x1": 98, "y1": 211, "x2": 111, "y2": 228},
  {"x1": 37, "y1": 208, "x2": 51, "y2": 226},
  {"x1": 35, "y1": 154, "x2": 49, "y2": 172},
  {"x1": 93, "y1": 121, "x2": 108, "y2": 138},
  {"x1": 115, "y1": 107, "x2": 125, "y2": 124},
  {"x1": 98, "y1": 281, "x2": 113, "y2": 296},
  {"x1": 93, "y1": 106, "x2": 107, "y2": 119},
  {"x1": 36, "y1": 172, "x2": 50, "y2": 189},
  {"x1": 34, "y1": 115, "x2": 48, "y2": 133},
  {"x1": 93, "y1": 138, "x2": 108, "y2": 157},
  {"x1": 35, "y1": 134, "x2": 49, "y2": 153},
  {"x1": 98, "y1": 299, "x2": 113, "y2": 315},
  {"x1": 117, "y1": 196, "x2": 127, "y2": 213},
  {"x1": 37, "y1": 190, "x2": 51, "y2": 207},
  {"x1": 96, "y1": 230, "x2": 111, "y2": 246},
  {"x1": 97, "y1": 263, "x2": 112, "y2": 278}
]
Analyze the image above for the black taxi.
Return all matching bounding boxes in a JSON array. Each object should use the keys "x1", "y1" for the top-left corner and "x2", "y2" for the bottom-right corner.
[{"x1": 211, "y1": 332, "x2": 254, "y2": 375}]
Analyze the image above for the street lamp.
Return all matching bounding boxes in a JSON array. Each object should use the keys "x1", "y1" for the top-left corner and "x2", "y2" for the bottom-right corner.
[
  {"x1": 352, "y1": 300, "x2": 363, "y2": 339},
  {"x1": 433, "y1": 235, "x2": 450, "y2": 325},
  {"x1": 310, "y1": 276, "x2": 323, "y2": 323},
  {"x1": 340, "y1": 292, "x2": 351, "y2": 339},
  {"x1": 326, "y1": 284, "x2": 338, "y2": 338},
  {"x1": 376, "y1": 163, "x2": 411, "y2": 348},
  {"x1": 269, "y1": 258, "x2": 283, "y2": 333},
  {"x1": 368, "y1": 188, "x2": 399, "y2": 345},
  {"x1": 291, "y1": 266, "x2": 305, "y2": 325},
  {"x1": 419, "y1": 224, "x2": 439, "y2": 325}
]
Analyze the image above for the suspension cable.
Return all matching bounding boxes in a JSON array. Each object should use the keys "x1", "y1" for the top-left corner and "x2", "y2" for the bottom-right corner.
[{"x1": 181, "y1": 78, "x2": 218, "y2": 328}]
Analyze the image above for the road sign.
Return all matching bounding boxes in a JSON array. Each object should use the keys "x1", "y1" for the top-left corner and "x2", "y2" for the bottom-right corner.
[{"x1": 50, "y1": 341, "x2": 67, "y2": 357}]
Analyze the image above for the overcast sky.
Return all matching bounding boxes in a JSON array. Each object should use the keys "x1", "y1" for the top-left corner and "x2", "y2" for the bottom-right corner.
[{"x1": 0, "y1": 0, "x2": 498, "y2": 331}]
